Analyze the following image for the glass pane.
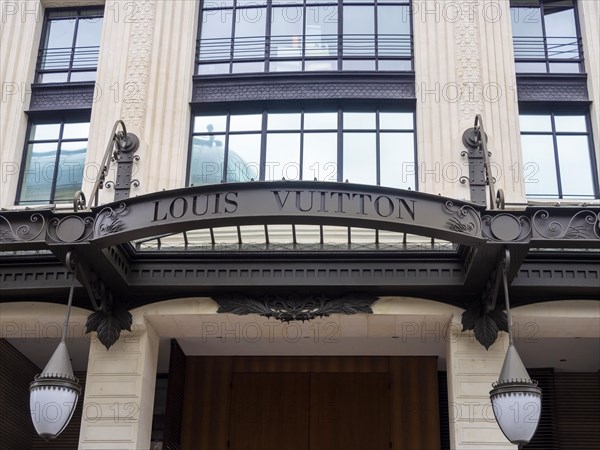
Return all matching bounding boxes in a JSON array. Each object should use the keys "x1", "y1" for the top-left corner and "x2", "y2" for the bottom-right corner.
[
  {"x1": 232, "y1": 61, "x2": 264, "y2": 73},
  {"x1": 271, "y1": 6, "x2": 303, "y2": 58},
  {"x1": 199, "y1": 10, "x2": 233, "y2": 60},
  {"x1": 515, "y1": 62, "x2": 547, "y2": 73},
  {"x1": 31, "y1": 123, "x2": 61, "y2": 141},
  {"x1": 69, "y1": 71, "x2": 97, "y2": 81},
  {"x1": 303, "y1": 132, "x2": 338, "y2": 181},
  {"x1": 342, "y1": 59, "x2": 376, "y2": 70},
  {"x1": 194, "y1": 115, "x2": 227, "y2": 133},
  {"x1": 306, "y1": 5, "x2": 338, "y2": 57},
  {"x1": 510, "y1": 8, "x2": 542, "y2": 37},
  {"x1": 198, "y1": 62, "x2": 230, "y2": 75},
  {"x1": 556, "y1": 136, "x2": 595, "y2": 197},
  {"x1": 304, "y1": 112, "x2": 337, "y2": 130},
  {"x1": 266, "y1": 133, "x2": 301, "y2": 180},
  {"x1": 554, "y1": 115, "x2": 587, "y2": 133},
  {"x1": 19, "y1": 143, "x2": 58, "y2": 203},
  {"x1": 189, "y1": 135, "x2": 225, "y2": 185},
  {"x1": 268, "y1": 113, "x2": 301, "y2": 130},
  {"x1": 344, "y1": 112, "x2": 376, "y2": 130},
  {"x1": 521, "y1": 135, "x2": 558, "y2": 197},
  {"x1": 54, "y1": 141, "x2": 87, "y2": 201},
  {"x1": 520, "y1": 114, "x2": 551, "y2": 132},
  {"x1": 379, "y1": 112, "x2": 413, "y2": 130},
  {"x1": 39, "y1": 72, "x2": 69, "y2": 83},
  {"x1": 380, "y1": 132, "x2": 415, "y2": 190},
  {"x1": 305, "y1": 60, "x2": 337, "y2": 71},
  {"x1": 75, "y1": 17, "x2": 103, "y2": 47},
  {"x1": 343, "y1": 132, "x2": 376, "y2": 184},
  {"x1": 378, "y1": 6, "x2": 410, "y2": 57},
  {"x1": 45, "y1": 19, "x2": 76, "y2": 49},
  {"x1": 226, "y1": 134, "x2": 261, "y2": 182},
  {"x1": 544, "y1": 8, "x2": 576, "y2": 37},
  {"x1": 230, "y1": 114, "x2": 262, "y2": 131},
  {"x1": 548, "y1": 62, "x2": 580, "y2": 73},
  {"x1": 62, "y1": 122, "x2": 90, "y2": 139},
  {"x1": 233, "y1": 7, "x2": 266, "y2": 59},
  {"x1": 343, "y1": 6, "x2": 375, "y2": 56},
  {"x1": 271, "y1": 60, "x2": 302, "y2": 72},
  {"x1": 378, "y1": 59, "x2": 411, "y2": 71}
]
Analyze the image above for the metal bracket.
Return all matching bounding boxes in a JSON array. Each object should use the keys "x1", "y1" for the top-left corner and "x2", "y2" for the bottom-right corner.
[
  {"x1": 462, "y1": 115, "x2": 505, "y2": 210},
  {"x1": 64, "y1": 249, "x2": 132, "y2": 350},
  {"x1": 76, "y1": 120, "x2": 140, "y2": 211}
]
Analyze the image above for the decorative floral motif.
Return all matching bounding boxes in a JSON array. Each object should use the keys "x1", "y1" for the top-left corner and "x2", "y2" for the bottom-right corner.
[
  {"x1": 444, "y1": 201, "x2": 482, "y2": 236},
  {"x1": 0, "y1": 213, "x2": 46, "y2": 243},
  {"x1": 94, "y1": 203, "x2": 128, "y2": 238},
  {"x1": 482, "y1": 214, "x2": 531, "y2": 242},
  {"x1": 532, "y1": 210, "x2": 600, "y2": 240},
  {"x1": 214, "y1": 293, "x2": 378, "y2": 322}
]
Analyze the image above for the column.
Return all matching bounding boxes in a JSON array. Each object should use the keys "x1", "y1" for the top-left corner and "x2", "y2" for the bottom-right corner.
[
  {"x1": 446, "y1": 315, "x2": 516, "y2": 450},
  {"x1": 78, "y1": 320, "x2": 159, "y2": 450}
]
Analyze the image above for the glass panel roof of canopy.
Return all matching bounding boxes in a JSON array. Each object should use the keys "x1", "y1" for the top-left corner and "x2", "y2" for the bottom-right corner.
[{"x1": 129, "y1": 224, "x2": 458, "y2": 254}]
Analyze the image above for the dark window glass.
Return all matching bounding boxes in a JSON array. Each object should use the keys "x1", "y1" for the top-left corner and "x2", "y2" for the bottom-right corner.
[
  {"x1": 37, "y1": 7, "x2": 104, "y2": 83},
  {"x1": 18, "y1": 120, "x2": 90, "y2": 204},
  {"x1": 519, "y1": 112, "x2": 597, "y2": 199},
  {"x1": 196, "y1": 0, "x2": 412, "y2": 74},
  {"x1": 188, "y1": 109, "x2": 416, "y2": 190},
  {"x1": 510, "y1": 0, "x2": 582, "y2": 74}
]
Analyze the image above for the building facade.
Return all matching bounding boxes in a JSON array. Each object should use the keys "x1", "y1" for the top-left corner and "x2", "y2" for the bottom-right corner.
[{"x1": 1, "y1": 0, "x2": 599, "y2": 449}]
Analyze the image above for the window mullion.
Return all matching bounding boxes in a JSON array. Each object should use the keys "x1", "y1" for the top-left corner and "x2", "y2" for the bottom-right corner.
[{"x1": 549, "y1": 113, "x2": 564, "y2": 199}]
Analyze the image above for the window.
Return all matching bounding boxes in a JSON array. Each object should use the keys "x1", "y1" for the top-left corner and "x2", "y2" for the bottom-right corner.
[
  {"x1": 520, "y1": 112, "x2": 597, "y2": 199},
  {"x1": 510, "y1": 0, "x2": 583, "y2": 74},
  {"x1": 188, "y1": 109, "x2": 416, "y2": 189},
  {"x1": 17, "y1": 119, "x2": 90, "y2": 204},
  {"x1": 37, "y1": 7, "x2": 104, "y2": 83},
  {"x1": 196, "y1": 0, "x2": 412, "y2": 75}
]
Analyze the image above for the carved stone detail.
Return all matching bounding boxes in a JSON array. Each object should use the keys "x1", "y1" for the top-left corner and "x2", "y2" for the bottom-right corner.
[
  {"x1": 120, "y1": 0, "x2": 157, "y2": 134},
  {"x1": 214, "y1": 293, "x2": 378, "y2": 322}
]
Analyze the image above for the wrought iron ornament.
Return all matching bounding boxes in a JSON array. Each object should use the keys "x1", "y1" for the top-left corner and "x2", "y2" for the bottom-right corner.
[{"x1": 214, "y1": 293, "x2": 378, "y2": 322}]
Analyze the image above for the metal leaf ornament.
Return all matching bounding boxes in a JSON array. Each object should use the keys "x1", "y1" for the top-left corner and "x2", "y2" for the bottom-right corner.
[{"x1": 85, "y1": 305, "x2": 133, "y2": 350}]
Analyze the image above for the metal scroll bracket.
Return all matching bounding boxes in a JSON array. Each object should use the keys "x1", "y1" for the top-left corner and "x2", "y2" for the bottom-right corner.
[
  {"x1": 64, "y1": 249, "x2": 133, "y2": 350},
  {"x1": 74, "y1": 120, "x2": 140, "y2": 212},
  {"x1": 462, "y1": 115, "x2": 505, "y2": 210}
]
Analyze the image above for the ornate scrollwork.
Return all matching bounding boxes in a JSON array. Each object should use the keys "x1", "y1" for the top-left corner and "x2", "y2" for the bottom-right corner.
[
  {"x1": 532, "y1": 210, "x2": 600, "y2": 240},
  {"x1": 214, "y1": 293, "x2": 378, "y2": 322},
  {"x1": 94, "y1": 203, "x2": 127, "y2": 237},
  {"x1": 444, "y1": 201, "x2": 482, "y2": 236},
  {"x1": 0, "y1": 213, "x2": 46, "y2": 243},
  {"x1": 482, "y1": 213, "x2": 531, "y2": 242},
  {"x1": 47, "y1": 215, "x2": 95, "y2": 243}
]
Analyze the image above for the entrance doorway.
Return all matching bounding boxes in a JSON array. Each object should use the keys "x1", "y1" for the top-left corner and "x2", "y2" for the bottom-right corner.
[{"x1": 180, "y1": 356, "x2": 441, "y2": 450}]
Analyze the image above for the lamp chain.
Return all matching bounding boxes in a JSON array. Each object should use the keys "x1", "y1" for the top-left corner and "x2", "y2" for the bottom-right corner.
[{"x1": 502, "y1": 267, "x2": 513, "y2": 346}]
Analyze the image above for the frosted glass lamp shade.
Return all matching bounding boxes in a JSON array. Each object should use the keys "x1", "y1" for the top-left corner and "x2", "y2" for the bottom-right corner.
[
  {"x1": 30, "y1": 382, "x2": 80, "y2": 439},
  {"x1": 490, "y1": 386, "x2": 542, "y2": 445},
  {"x1": 29, "y1": 341, "x2": 82, "y2": 440}
]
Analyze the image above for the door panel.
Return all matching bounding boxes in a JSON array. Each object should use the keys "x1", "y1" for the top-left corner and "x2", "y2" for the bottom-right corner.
[
  {"x1": 229, "y1": 372, "x2": 310, "y2": 450},
  {"x1": 309, "y1": 373, "x2": 390, "y2": 450}
]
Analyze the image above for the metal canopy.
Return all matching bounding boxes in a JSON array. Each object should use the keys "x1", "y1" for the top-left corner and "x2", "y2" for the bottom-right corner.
[{"x1": 1, "y1": 181, "x2": 599, "y2": 348}]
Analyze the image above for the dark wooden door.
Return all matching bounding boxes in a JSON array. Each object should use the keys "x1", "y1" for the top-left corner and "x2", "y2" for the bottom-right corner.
[
  {"x1": 229, "y1": 373, "x2": 310, "y2": 450},
  {"x1": 180, "y1": 356, "x2": 440, "y2": 450},
  {"x1": 309, "y1": 373, "x2": 390, "y2": 450}
]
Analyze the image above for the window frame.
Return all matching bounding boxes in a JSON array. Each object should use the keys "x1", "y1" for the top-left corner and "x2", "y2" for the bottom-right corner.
[
  {"x1": 36, "y1": 6, "x2": 104, "y2": 84},
  {"x1": 510, "y1": 0, "x2": 584, "y2": 74},
  {"x1": 187, "y1": 106, "x2": 418, "y2": 190},
  {"x1": 519, "y1": 107, "x2": 598, "y2": 199},
  {"x1": 16, "y1": 114, "x2": 91, "y2": 205},
  {"x1": 195, "y1": 0, "x2": 414, "y2": 75}
]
